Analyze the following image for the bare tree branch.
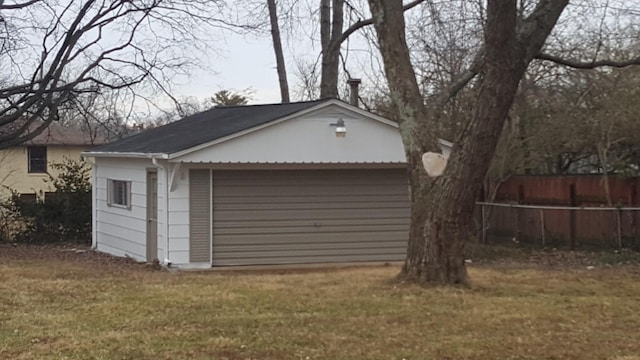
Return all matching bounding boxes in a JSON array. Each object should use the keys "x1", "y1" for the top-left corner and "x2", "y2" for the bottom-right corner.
[
  {"x1": 0, "y1": 0, "x2": 232, "y2": 149},
  {"x1": 430, "y1": 47, "x2": 484, "y2": 109},
  {"x1": 536, "y1": 53, "x2": 640, "y2": 69},
  {"x1": 0, "y1": 0, "x2": 40, "y2": 10},
  {"x1": 332, "y1": 0, "x2": 426, "y2": 54}
]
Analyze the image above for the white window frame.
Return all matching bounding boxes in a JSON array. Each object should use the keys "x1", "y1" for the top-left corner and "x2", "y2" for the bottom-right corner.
[{"x1": 107, "y1": 179, "x2": 132, "y2": 209}]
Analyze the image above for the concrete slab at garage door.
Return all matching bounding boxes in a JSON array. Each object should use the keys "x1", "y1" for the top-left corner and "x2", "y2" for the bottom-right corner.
[{"x1": 211, "y1": 168, "x2": 410, "y2": 266}]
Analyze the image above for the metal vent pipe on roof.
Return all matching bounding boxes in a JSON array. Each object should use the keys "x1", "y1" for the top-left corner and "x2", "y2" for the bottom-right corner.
[{"x1": 347, "y1": 78, "x2": 361, "y2": 107}]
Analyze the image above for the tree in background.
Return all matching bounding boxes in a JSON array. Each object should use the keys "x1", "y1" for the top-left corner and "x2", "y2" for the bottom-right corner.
[
  {"x1": 267, "y1": 0, "x2": 291, "y2": 103},
  {"x1": 207, "y1": 89, "x2": 252, "y2": 107},
  {"x1": 234, "y1": 0, "x2": 426, "y2": 101},
  {"x1": 0, "y1": 0, "x2": 236, "y2": 150}
]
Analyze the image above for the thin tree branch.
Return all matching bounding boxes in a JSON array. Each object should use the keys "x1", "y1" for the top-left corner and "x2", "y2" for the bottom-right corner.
[
  {"x1": 0, "y1": 0, "x2": 40, "y2": 10},
  {"x1": 0, "y1": 0, "x2": 232, "y2": 149},
  {"x1": 430, "y1": 47, "x2": 484, "y2": 109},
  {"x1": 536, "y1": 53, "x2": 640, "y2": 69},
  {"x1": 332, "y1": 0, "x2": 425, "y2": 51}
]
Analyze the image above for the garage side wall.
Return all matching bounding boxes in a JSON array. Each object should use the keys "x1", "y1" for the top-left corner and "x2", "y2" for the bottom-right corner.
[{"x1": 94, "y1": 157, "x2": 164, "y2": 261}]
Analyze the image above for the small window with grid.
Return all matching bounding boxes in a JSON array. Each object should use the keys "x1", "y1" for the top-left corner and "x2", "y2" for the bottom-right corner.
[{"x1": 107, "y1": 179, "x2": 131, "y2": 209}]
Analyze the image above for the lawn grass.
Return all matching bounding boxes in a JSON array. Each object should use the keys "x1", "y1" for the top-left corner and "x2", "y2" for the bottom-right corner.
[{"x1": 1, "y1": 259, "x2": 640, "y2": 359}]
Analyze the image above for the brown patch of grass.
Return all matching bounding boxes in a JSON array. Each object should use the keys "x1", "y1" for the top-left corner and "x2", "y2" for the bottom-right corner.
[{"x1": 1, "y1": 255, "x2": 640, "y2": 359}]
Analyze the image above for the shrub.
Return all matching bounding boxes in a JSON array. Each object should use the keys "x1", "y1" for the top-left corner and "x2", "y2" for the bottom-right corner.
[
  {"x1": 0, "y1": 194, "x2": 28, "y2": 242},
  {"x1": 3, "y1": 158, "x2": 92, "y2": 244}
]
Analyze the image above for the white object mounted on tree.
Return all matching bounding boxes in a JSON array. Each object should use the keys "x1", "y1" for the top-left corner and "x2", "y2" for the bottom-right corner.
[
  {"x1": 422, "y1": 138, "x2": 453, "y2": 177},
  {"x1": 422, "y1": 152, "x2": 448, "y2": 177}
]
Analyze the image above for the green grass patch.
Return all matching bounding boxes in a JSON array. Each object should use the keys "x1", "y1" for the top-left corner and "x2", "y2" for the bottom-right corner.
[{"x1": 1, "y1": 259, "x2": 640, "y2": 359}]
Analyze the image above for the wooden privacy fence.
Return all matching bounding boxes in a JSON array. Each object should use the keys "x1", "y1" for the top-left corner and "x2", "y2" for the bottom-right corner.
[
  {"x1": 494, "y1": 175, "x2": 639, "y2": 207},
  {"x1": 477, "y1": 202, "x2": 640, "y2": 250}
]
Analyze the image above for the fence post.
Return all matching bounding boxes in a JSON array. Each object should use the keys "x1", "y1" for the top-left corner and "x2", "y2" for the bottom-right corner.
[
  {"x1": 481, "y1": 203, "x2": 487, "y2": 245},
  {"x1": 517, "y1": 185, "x2": 524, "y2": 244},
  {"x1": 632, "y1": 182, "x2": 638, "y2": 240},
  {"x1": 617, "y1": 209, "x2": 623, "y2": 249},
  {"x1": 569, "y1": 184, "x2": 577, "y2": 250},
  {"x1": 540, "y1": 209, "x2": 546, "y2": 248}
]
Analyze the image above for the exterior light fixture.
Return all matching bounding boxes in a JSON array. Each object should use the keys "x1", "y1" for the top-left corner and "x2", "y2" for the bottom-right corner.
[{"x1": 330, "y1": 118, "x2": 347, "y2": 138}]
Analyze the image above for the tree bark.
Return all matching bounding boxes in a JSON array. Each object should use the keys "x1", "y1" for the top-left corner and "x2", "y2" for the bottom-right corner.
[
  {"x1": 319, "y1": 0, "x2": 343, "y2": 99},
  {"x1": 368, "y1": 0, "x2": 569, "y2": 285},
  {"x1": 267, "y1": 0, "x2": 290, "y2": 103}
]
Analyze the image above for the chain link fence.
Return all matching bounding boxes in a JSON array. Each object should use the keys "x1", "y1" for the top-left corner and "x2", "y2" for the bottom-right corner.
[{"x1": 477, "y1": 202, "x2": 640, "y2": 250}]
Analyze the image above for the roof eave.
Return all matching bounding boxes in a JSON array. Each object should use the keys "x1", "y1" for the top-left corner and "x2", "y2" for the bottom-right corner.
[
  {"x1": 81, "y1": 151, "x2": 169, "y2": 159},
  {"x1": 325, "y1": 99, "x2": 400, "y2": 128}
]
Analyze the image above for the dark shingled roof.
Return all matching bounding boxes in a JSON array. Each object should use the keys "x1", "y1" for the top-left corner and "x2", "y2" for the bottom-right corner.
[
  {"x1": 22, "y1": 123, "x2": 106, "y2": 146},
  {"x1": 89, "y1": 100, "x2": 328, "y2": 154}
]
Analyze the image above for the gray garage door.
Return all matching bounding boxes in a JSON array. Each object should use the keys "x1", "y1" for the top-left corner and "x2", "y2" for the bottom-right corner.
[{"x1": 211, "y1": 168, "x2": 410, "y2": 266}]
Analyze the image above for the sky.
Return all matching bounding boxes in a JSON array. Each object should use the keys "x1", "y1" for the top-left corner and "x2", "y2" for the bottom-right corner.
[
  {"x1": 174, "y1": 33, "x2": 285, "y2": 105},
  {"x1": 3, "y1": 0, "x2": 313, "y2": 120},
  {"x1": 166, "y1": 28, "x2": 377, "y2": 110},
  {"x1": 9, "y1": 0, "x2": 638, "y2": 118},
  {"x1": 153, "y1": 3, "x2": 377, "y2": 109}
]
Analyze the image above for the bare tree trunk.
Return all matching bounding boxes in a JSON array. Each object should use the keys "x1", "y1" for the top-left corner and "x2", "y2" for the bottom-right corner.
[
  {"x1": 368, "y1": 0, "x2": 569, "y2": 285},
  {"x1": 320, "y1": 0, "x2": 331, "y2": 94},
  {"x1": 267, "y1": 0, "x2": 290, "y2": 103},
  {"x1": 597, "y1": 144, "x2": 614, "y2": 206},
  {"x1": 316, "y1": 0, "x2": 425, "y2": 99},
  {"x1": 319, "y1": 0, "x2": 343, "y2": 99}
]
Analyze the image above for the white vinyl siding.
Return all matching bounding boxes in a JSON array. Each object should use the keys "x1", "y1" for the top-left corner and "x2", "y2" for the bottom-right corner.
[
  {"x1": 164, "y1": 164, "x2": 191, "y2": 265},
  {"x1": 94, "y1": 158, "x2": 165, "y2": 262}
]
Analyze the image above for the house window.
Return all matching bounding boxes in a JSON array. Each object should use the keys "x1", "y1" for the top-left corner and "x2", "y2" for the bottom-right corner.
[
  {"x1": 28, "y1": 146, "x2": 47, "y2": 173},
  {"x1": 18, "y1": 193, "x2": 37, "y2": 204},
  {"x1": 107, "y1": 179, "x2": 131, "y2": 209}
]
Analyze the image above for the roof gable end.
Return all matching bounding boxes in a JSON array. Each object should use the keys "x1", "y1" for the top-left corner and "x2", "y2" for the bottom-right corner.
[
  {"x1": 85, "y1": 100, "x2": 327, "y2": 156},
  {"x1": 171, "y1": 100, "x2": 407, "y2": 164},
  {"x1": 168, "y1": 99, "x2": 398, "y2": 159}
]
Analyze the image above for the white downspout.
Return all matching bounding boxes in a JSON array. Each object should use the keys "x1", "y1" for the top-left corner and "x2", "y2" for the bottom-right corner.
[
  {"x1": 151, "y1": 157, "x2": 171, "y2": 266},
  {"x1": 92, "y1": 161, "x2": 97, "y2": 249}
]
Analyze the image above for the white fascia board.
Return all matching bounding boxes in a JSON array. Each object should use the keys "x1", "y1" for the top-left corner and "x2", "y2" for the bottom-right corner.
[
  {"x1": 326, "y1": 99, "x2": 399, "y2": 128},
  {"x1": 328, "y1": 101, "x2": 454, "y2": 153},
  {"x1": 180, "y1": 161, "x2": 407, "y2": 164},
  {"x1": 80, "y1": 151, "x2": 169, "y2": 159},
  {"x1": 168, "y1": 100, "x2": 399, "y2": 160}
]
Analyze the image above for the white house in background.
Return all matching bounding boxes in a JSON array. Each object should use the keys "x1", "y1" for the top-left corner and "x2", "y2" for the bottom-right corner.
[{"x1": 83, "y1": 99, "x2": 452, "y2": 269}]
